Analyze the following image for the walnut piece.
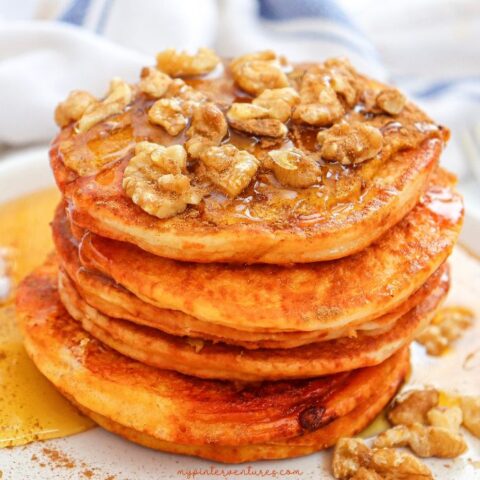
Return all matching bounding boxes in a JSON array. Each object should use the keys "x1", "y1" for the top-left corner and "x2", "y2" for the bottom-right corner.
[
  {"x1": 374, "y1": 423, "x2": 468, "y2": 458},
  {"x1": 269, "y1": 148, "x2": 320, "y2": 188},
  {"x1": 376, "y1": 88, "x2": 406, "y2": 115},
  {"x1": 332, "y1": 437, "x2": 432, "y2": 480},
  {"x1": 332, "y1": 438, "x2": 372, "y2": 479},
  {"x1": 148, "y1": 98, "x2": 188, "y2": 135},
  {"x1": 199, "y1": 144, "x2": 259, "y2": 197},
  {"x1": 139, "y1": 67, "x2": 172, "y2": 98},
  {"x1": 427, "y1": 406, "x2": 463, "y2": 431},
  {"x1": 325, "y1": 57, "x2": 358, "y2": 107},
  {"x1": 293, "y1": 68, "x2": 344, "y2": 126},
  {"x1": 227, "y1": 103, "x2": 287, "y2": 138},
  {"x1": 230, "y1": 50, "x2": 289, "y2": 95},
  {"x1": 156, "y1": 47, "x2": 220, "y2": 77},
  {"x1": 416, "y1": 306, "x2": 474, "y2": 355},
  {"x1": 54, "y1": 90, "x2": 97, "y2": 127},
  {"x1": 253, "y1": 87, "x2": 300, "y2": 122},
  {"x1": 388, "y1": 388, "x2": 439, "y2": 426},
  {"x1": 122, "y1": 141, "x2": 201, "y2": 219},
  {"x1": 317, "y1": 121, "x2": 383, "y2": 165},
  {"x1": 349, "y1": 468, "x2": 381, "y2": 480},
  {"x1": 76, "y1": 78, "x2": 133, "y2": 133},
  {"x1": 186, "y1": 102, "x2": 228, "y2": 158},
  {"x1": 459, "y1": 396, "x2": 480, "y2": 438}
]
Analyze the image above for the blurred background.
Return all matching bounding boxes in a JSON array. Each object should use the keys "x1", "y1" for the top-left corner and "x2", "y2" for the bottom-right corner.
[{"x1": 0, "y1": 0, "x2": 478, "y2": 210}]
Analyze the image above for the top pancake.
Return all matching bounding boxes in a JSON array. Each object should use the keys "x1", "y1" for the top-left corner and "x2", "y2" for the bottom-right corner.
[{"x1": 50, "y1": 52, "x2": 448, "y2": 263}]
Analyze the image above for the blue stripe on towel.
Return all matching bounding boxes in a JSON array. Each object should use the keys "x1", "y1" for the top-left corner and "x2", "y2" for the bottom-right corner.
[
  {"x1": 258, "y1": 0, "x2": 357, "y2": 30},
  {"x1": 412, "y1": 77, "x2": 480, "y2": 99},
  {"x1": 96, "y1": 0, "x2": 114, "y2": 33},
  {"x1": 59, "y1": 0, "x2": 92, "y2": 26}
]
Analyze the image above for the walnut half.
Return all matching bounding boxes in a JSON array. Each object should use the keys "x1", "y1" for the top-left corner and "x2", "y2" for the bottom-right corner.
[
  {"x1": 199, "y1": 144, "x2": 259, "y2": 197},
  {"x1": 76, "y1": 78, "x2": 133, "y2": 133},
  {"x1": 54, "y1": 90, "x2": 97, "y2": 127},
  {"x1": 230, "y1": 50, "x2": 289, "y2": 95},
  {"x1": 156, "y1": 48, "x2": 220, "y2": 77},
  {"x1": 459, "y1": 396, "x2": 480, "y2": 438},
  {"x1": 269, "y1": 148, "x2": 320, "y2": 188},
  {"x1": 416, "y1": 306, "x2": 474, "y2": 355},
  {"x1": 374, "y1": 423, "x2": 468, "y2": 458},
  {"x1": 122, "y1": 141, "x2": 202, "y2": 219},
  {"x1": 317, "y1": 121, "x2": 383, "y2": 165},
  {"x1": 388, "y1": 388, "x2": 440, "y2": 426},
  {"x1": 332, "y1": 437, "x2": 432, "y2": 480}
]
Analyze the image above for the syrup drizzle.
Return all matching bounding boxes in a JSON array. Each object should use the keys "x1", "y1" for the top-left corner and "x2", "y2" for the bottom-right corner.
[{"x1": 0, "y1": 188, "x2": 94, "y2": 448}]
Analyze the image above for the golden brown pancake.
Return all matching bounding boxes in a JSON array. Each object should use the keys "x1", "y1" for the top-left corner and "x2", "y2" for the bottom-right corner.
[
  {"x1": 58, "y1": 264, "x2": 446, "y2": 381},
  {"x1": 53, "y1": 208, "x2": 447, "y2": 349},
  {"x1": 70, "y1": 169, "x2": 463, "y2": 333},
  {"x1": 17, "y1": 257, "x2": 408, "y2": 452},
  {"x1": 50, "y1": 58, "x2": 448, "y2": 264},
  {"x1": 72, "y1": 381, "x2": 399, "y2": 463}
]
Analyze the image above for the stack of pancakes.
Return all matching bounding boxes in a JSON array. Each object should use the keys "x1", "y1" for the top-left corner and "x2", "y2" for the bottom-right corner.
[{"x1": 17, "y1": 51, "x2": 463, "y2": 463}]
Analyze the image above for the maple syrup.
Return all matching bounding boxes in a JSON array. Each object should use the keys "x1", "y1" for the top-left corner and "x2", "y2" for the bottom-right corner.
[{"x1": 0, "y1": 188, "x2": 94, "y2": 448}]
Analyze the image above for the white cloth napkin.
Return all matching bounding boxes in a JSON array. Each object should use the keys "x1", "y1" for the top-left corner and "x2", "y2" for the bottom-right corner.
[{"x1": 0, "y1": 0, "x2": 478, "y2": 183}]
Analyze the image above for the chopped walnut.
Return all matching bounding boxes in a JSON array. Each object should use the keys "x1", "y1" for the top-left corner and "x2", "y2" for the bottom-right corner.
[
  {"x1": 156, "y1": 47, "x2": 220, "y2": 77},
  {"x1": 370, "y1": 448, "x2": 433, "y2": 479},
  {"x1": 269, "y1": 148, "x2": 320, "y2": 188},
  {"x1": 292, "y1": 68, "x2": 344, "y2": 126},
  {"x1": 317, "y1": 121, "x2": 383, "y2": 165},
  {"x1": 199, "y1": 144, "x2": 259, "y2": 197},
  {"x1": 332, "y1": 438, "x2": 372, "y2": 479},
  {"x1": 376, "y1": 88, "x2": 406, "y2": 115},
  {"x1": 54, "y1": 90, "x2": 97, "y2": 127},
  {"x1": 76, "y1": 78, "x2": 133, "y2": 133},
  {"x1": 416, "y1": 307, "x2": 474, "y2": 355},
  {"x1": 332, "y1": 437, "x2": 432, "y2": 480},
  {"x1": 148, "y1": 98, "x2": 188, "y2": 135},
  {"x1": 226, "y1": 103, "x2": 288, "y2": 138},
  {"x1": 186, "y1": 102, "x2": 228, "y2": 157},
  {"x1": 388, "y1": 388, "x2": 439, "y2": 426},
  {"x1": 459, "y1": 396, "x2": 480, "y2": 438},
  {"x1": 349, "y1": 468, "x2": 381, "y2": 480},
  {"x1": 374, "y1": 423, "x2": 468, "y2": 458},
  {"x1": 139, "y1": 67, "x2": 172, "y2": 98},
  {"x1": 325, "y1": 57, "x2": 358, "y2": 107},
  {"x1": 427, "y1": 406, "x2": 463, "y2": 431},
  {"x1": 230, "y1": 50, "x2": 289, "y2": 95},
  {"x1": 122, "y1": 141, "x2": 202, "y2": 219},
  {"x1": 253, "y1": 87, "x2": 300, "y2": 122}
]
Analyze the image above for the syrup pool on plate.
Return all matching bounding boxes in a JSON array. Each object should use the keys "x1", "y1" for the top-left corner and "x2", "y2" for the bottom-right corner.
[{"x1": 0, "y1": 188, "x2": 94, "y2": 448}]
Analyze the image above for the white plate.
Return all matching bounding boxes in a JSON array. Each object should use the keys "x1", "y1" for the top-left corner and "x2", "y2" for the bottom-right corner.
[{"x1": 0, "y1": 147, "x2": 479, "y2": 480}]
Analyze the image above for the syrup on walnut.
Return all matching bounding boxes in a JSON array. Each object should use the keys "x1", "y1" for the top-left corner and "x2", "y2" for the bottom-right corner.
[
  {"x1": 54, "y1": 77, "x2": 133, "y2": 136},
  {"x1": 186, "y1": 102, "x2": 228, "y2": 158},
  {"x1": 198, "y1": 144, "x2": 259, "y2": 197},
  {"x1": 230, "y1": 50, "x2": 289, "y2": 95},
  {"x1": 76, "y1": 78, "x2": 133, "y2": 134},
  {"x1": 122, "y1": 141, "x2": 202, "y2": 219},
  {"x1": 317, "y1": 121, "x2": 383, "y2": 165},
  {"x1": 139, "y1": 67, "x2": 172, "y2": 98},
  {"x1": 269, "y1": 148, "x2": 320, "y2": 188},
  {"x1": 226, "y1": 87, "x2": 299, "y2": 138}
]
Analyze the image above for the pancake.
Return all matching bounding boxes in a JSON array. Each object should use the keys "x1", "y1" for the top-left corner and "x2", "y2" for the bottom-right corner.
[
  {"x1": 50, "y1": 56, "x2": 448, "y2": 264},
  {"x1": 53, "y1": 208, "x2": 448, "y2": 349},
  {"x1": 17, "y1": 256, "x2": 408, "y2": 451},
  {"x1": 58, "y1": 264, "x2": 447, "y2": 380},
  {"x1": 69, "y1": 169, "x2": 463, "y2": 333},
  {"x1": 72, "y1": 381, "x2": 399, "y2": 463}
]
